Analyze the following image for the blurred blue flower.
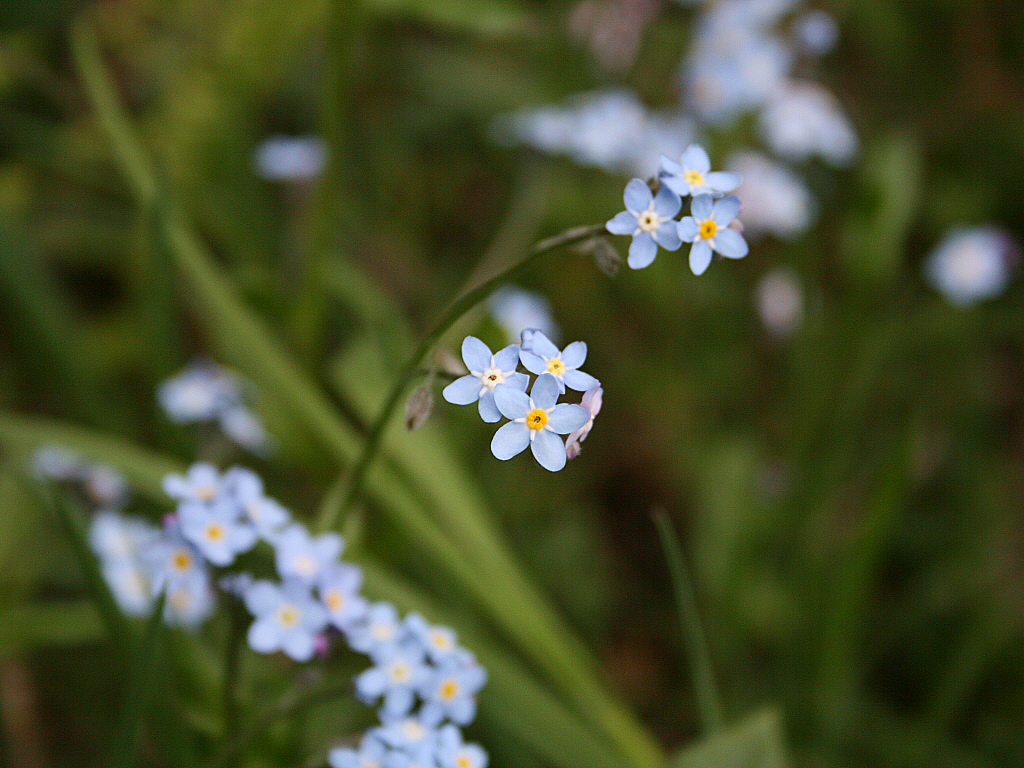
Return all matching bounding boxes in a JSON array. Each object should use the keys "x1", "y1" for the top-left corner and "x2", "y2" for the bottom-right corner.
[
  {"x1": 925, "y1": 226, "x2": 1017, "y2": 307},
  {"x1": 317, "y1": 562, "x2": 369, "y2": 632},
  {"x1": 418, "y1": 656, "x2": 488, "y2": 726},
  {"x1": 660, "y1": 144, "x2": 742, "y2": 197},
  {"x1": 179, "y1": 498, "x2": 257, "y2": 567},
  {"x1": 243, "y1": 578, "x2": 328, "y2": 662},
  {"x1": 606, "y1": 179, "x2": 683, "y2": 269},
  {"x1": 274, "y1": 523, "x2": 344, "y2": 583},
  {"x1": 355, "y1": 639, "x2": 430, "y2": 718},
  {"x1": 437, "y1": 724, "x2": 488, "y2": 768}
]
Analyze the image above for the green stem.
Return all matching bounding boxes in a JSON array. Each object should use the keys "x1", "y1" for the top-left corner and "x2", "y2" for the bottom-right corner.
[
  {"x1": 315, "y1": 223, "x2": 607, "y2": 533},
  {"x1": 652, "y1": 509, "x2": 725, "y2": 734}
]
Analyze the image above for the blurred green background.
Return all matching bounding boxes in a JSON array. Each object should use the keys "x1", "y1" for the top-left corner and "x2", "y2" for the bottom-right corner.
[{"x1": 1, "y1": 1, "x2": 1024, "y2": 767}]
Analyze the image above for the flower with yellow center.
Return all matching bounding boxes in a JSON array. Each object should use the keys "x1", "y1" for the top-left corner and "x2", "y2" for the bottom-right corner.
[
  {"x1": 677, "y1": 193, "x2": 749, "y2": 276},
  {"x1": 660, "y1": 144, "x2": 742, "y2": 197},
  {"x1": 244, "y1": 579, "x2": 328, "y2": 662},
  {"x1": 605, "y1": 178, "x2": 683, "y2": 270},
  {"x1": 179, "y1": 499, "x2": 257, "y2": 567},
  {"x1": 518, "y1": 330, "x2": 598, "y2": 394},
  {"x1": 442, "y1": 337, "x2": 529, "y2": 423}
]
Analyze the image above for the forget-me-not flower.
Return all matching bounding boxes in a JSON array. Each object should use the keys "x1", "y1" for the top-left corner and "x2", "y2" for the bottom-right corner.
[
  {"x1": 418, "y1": 656, "x2": 488, "y2": 726},
  {"x1": 162, "y1": 462, "x2": 224, "y2": 504},
  {"x1": 491, "y1": 374, "x2": 589, "y2": 472},
  {"x1": 355, "y1": 640, "x2": 430, "y2": 718},
  {"x1": 347, "y1": 601, "x2": 405, "y2": 656},
  {"x1": 222, "y1": 466, "x2": 290, "y2": 540},
  {"x1": 660, "y1": 144, "x2": 742, "y2": 197},
  {"x1": 442, "y1": 337, "x2": 529, "y2": 423},
  {"x1": 317, "y1": 562, "x2": 369, "y2": 632},
  {"x1": 517, "y1": 331, "x2": 597, "y2": 394},
  {"x1": 925, "y1": 225, "x2": 1016, "y2": 307},
  {"x1": 243, "y1": 578, "x2": 328, "y2": 662},
  {"x1": 564, "y1": 384, "x2": 603, "y2": 460},
  {"x1": 274, "y1": 523, "x2": 344, "y2": 583},
  {"x1": 678, "y1": 194, "x2": 749, "y2": 275},
  {"x1": 178, "y1": 499, "x2": 257, "y2": 567},
  {"x1": 436, "y1": 724, "x2": 488, "y2": 768},
  {"x1": 606, "y1": 179, "x2": 683, "y2": 269}
]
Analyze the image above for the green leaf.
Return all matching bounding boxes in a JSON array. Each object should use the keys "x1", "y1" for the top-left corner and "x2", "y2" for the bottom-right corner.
[
  {"x1": 666, "y1": 708, "x2": 791, "y2": 768},
  {"x1": 0, "y1": 601, "x2": 104, "y2": 653}
]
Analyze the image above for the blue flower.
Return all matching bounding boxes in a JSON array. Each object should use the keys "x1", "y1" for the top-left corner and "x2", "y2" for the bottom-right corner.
[
  {"x1": 162, "y1": 462, "x2": 224, "y2": 504},
  {"x1": 606, "y1": 178, "x2": 683, "y2": 269},
  {"x1": 273, "y1": 523, "x2": 344, "y2": 583},
  {"x1": 222, "y1": 466, "x2": 291, "y2": 541},
  {"x1": 317, "y1": 562, "x2": 369, "y2": 632},
  {"x1": 243, "y1": 578, "x2": 328, "y2": 661},
  {"x1": 660, "y1": 144, "x2": 742, "y2": 197},
  {"x1": 490, "y1": 374, "x2": 590, "y2": 472},
  {"x1": 404, "y1": 612, "x2": 459, "y2": 664},
  {"x1": 179, "y1": 498, "x2": 257, "y2": 567},
  {"x1": 347, "y1": 601, "x2": 405, "y2": 656},
  {"x1": 677, "y1": 194, "x2": 749, "y2": 275},
  {"x1": 442, "y1": 337, "x2": 529, "y2": 423},
  {"x1": 354, "y1": 639, "x2": 430, "y2": 718},
  {"x1": 328, "y1": 731, "x2": 395, "y2": 768},
  {"x1": 436, "y1": 724, "x2": 488, "y2": 768},
  {"x1": 517, "y1": 331, "x2": 597, "y2": 394},
  {"x1": 418, "y1": 656, "x2": 488, "y2": 726}
]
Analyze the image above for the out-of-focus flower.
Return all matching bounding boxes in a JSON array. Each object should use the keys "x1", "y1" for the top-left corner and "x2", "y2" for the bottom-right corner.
[
  {"x1": 924, "y1": 226, "x2": 1017, "y2": 307},
  {"x1": 436, "y1": 724, "x2": 488, "y2": 768},
  {"x1": 605, "y1": 179, "x2": 683, "y2": 270},
  {"x1": 243, "y1": 578, "x2": 328, "y2": 662},
  {"x1": 793, "y1": 9, "x2": 839, "y2": 55},
  {"x1": 163, "y1": 462, "x2": 224, "y2": 504},
  {"x1": 178, "y1": 499, "x2": 257, "y2": 567},
  {"x1": 759, "y1": 81, "x2": 858, "y2": 166},
  {"x1": 565, "y1": 384, "x2": 603, "y2": 460},
  {"x1": 488, "y1": 286, "x2": 560, "y2": 345},
  {"x1": 89, "y1": 511, "x2": 160, "y2": 617},
  {"x1": 355, "y1": 640, "x2": 430, "y2": 718},
  {"x1": 31, "y1": 446, "x2": 83, "y2": 481},
  {"x1": 274, "y1": 523, "x2": 344, "y2": 584},
  {"x1": 317, "y1": 562, "x2": 369, "y2": 632},
  {"x1": 418, "y1": 656, "x2": 488, "y2": 726},
  {"x1": 660, "y1": 144, "x2": 742, "y2": 197},
  {"x1": 517, "y1": 332, "x2": 598, "y2": 394},
  {"x1": 490, "y1": 374, "x2": 590, "y2": 472},
  {"x1": 346, "y1": 601, "x2": 405, "y2": 657},
  {"x1": 726, "y1": 149, "x2": 813, "y2": 239},
  {"x1": 678, "y1": 194, "x2": 749, "y2": 275},
  {"x1": 755, "y1": 267, "x2": 804, "y2": 337},
  {"x1": 442, "y1": 338, "x2": 528, "y2": 423},
  {"x1": 253, "y1": 134, "x2": 328, "y2": 182},
  {"x1": 222, "y1": 466, "x2": 291, "y2": 541}
]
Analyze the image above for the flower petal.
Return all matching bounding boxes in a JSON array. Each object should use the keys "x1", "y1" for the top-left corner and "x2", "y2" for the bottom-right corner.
[
  {"x1": 282, "y1": 630, "x2": 315, "y2": 662},
  {"x1": 711, "y1": 195, "x2": 742, "y2": 226},
  {"x1": 442, "y1": 375, "x2": 482, "y2": 405},
  {"x1": 493, "y1": 384, "x2": 530, "y2": 420},
  {"x1": 690, "y1": 240, "x2": 714, "y2": 276},
  {"x1": 491, "y1": 422, "x2": 530, "y2": 460},
  {"x1": 527, "y1": 331, "x2": 561, "y2": 360},
  {"x1": 653, "y1": 186, "x2": 682, "y2": 219},
  {"x1": 623, "y1": 178, "x2": 653, "y2": 214},
  {"x1": 705, "y1": 171, "x2": 742, "y2": 192},
  {"x1": 248, "y1": 619, "x2": 281, "y2": 654},
  {"x1": 518, "y1": 350, "x2": 547, "y2": 375},
  {"x1": 562, "y1": 369, "x2": 598, "y2": 392},
  {"x1": 492, "y1": 344, "x2": 521, "y2": 371},
  {"x1": 627, "y1": 233, "x2": 658, "y2": 269},
  {"x1": 505, "y1": 371, "x2": 529, "y2": 391},
  {"x1": 560, "y1": 341, "x2": 587, "y2": 369},
  {"x1": 461, "y1": 336, "x2": 492, "y2": 373},
  {"x1": 659, "y1": 154, "x2": 682, "y2": 176},
  {"x1": 682, "y1": 144, "x2": 711, "y2": 173},
  {"x1": 477, "y1": 390, "x2": 502, "y2": 422},
  {"x1": 691, "y1": 193, "x2": 714, "y2": 220},
  {"x1": 530, "y1": 373, "x2": 561, "y2": 409},
  {"x1": 660, "y1": 175, "x2": 689, "y2": 197},
  {"x1": 531, "y1": 429, "x2": 567, "y2": 472},
  {"x1": 654, "y1": 221, "x2": 682, "y2": 251},
  {"x1": 713, "y1": 227, "x2": 749, "y2": 259},
  {"x1": 677, "y1": 217, "x2": 699, "y2": 242},
  {"x1": 545, "y1": 403, "x2": 590, "y2": 434},
  {"x1": 606, "y1": 211, "x2": 638, "y2": 235}
]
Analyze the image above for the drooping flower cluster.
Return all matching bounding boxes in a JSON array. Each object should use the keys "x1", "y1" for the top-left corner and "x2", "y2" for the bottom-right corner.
[
  {"x1": 606, "y1": 145, "x2": 748, "y2": 275},
  {"x1": 442, "y1": 333, "x2": 599, "y2": 471},
  {"x1": 81, "y1": 461, "x2": 488, "y2": 767},
  {"x1": 158, "y1": 358, "x2": 271, "y2": 455}
]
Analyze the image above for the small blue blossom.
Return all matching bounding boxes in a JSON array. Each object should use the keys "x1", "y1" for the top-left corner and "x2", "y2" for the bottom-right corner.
[
  {"x1": 354, "y1": 640, "x2": 430, "y2": 718},
  {"x1": 328, "y1": 731, "x2": 395, "y2": 768},
  {"x1": 317, "y1": 562, "x2": 369, "y2": 632},
  {"x1": 436, "y1": 724, "x2": 488, "y2": 768},
  {"x1": 606, "y1": 179, "x2": 683, "y2": 269},
  {"x1": 222, "y1": 466, "x2": 291, "y2": 541},
  {"x1": 404, "y1": 613, "x2": 460, "y2": 664},
  {"x1": 660, "y1": 144, "x2": 742, "y2": 197},
  {"x1": 274, "y1": 523, "x2": 344, "y2": 583},
  {"x1": 924, "y1": 225, "x2": 1017, "y2": 307},
  {"x1": 347, "y1": 601, "x2": 405, "y2": 656},
  {"x1": 442, "y1": 337, "x2": 529, "y2": 423},
  {"x1": 243, "y1": 578, "x2": 328, "y2": 662},
  {"x1": 678, "y1": 194, "x2": 749, "y2": 275},
  {"x1": 418, "y1": 656, "x2": 488, "y2": 726},
  {"x1": 178, "y1": 499, "x2": 257, "y2": 567},
  {"x1": 491, "y1": 374, "x2": 590, "y2": 472},
  {"x1": 162, "y1": 462, "x2": 224, "y2": 504},
  {"x1": 373, "y1": 714, "x2": 442, "y2": 768},
  {"x1": 517, "y1": 331, "x2": 597, "y2": 394}
]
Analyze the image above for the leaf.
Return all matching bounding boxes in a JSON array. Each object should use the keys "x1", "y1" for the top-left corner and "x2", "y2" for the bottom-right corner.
[
  {"x1": 667, "y1": 708, "x2": 791, "y2": 768},
  {"x1": 0, "y1": 601, "x2": 104, "y2": 653}
]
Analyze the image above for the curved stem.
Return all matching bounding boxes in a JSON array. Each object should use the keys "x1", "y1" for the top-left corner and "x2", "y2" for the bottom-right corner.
[{"x1": 315, "y1": 223, "x2": 607, "y2": 533}]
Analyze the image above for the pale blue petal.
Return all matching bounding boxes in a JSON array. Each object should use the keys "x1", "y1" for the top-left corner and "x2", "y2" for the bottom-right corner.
[
  {"x1": 682, "y1": 144, "x2": 711, "y2": 173},
  {"x1": 627, "y1": 233, "x2": 658, "y2": 269},
  {"x1": 442, "y1": 375, "x2": 482, "y2": 405},
  {"x1": 690, "y1": 240, "x2": 713, "y2": 275},
  {"x1": 461, "y1": 336, "x2": 492, "y2": 372},
  {"x1": 491, "y1": 422, "x2": 530, "y2": 460},
  {"x1": 505, "y1": 372, "x2": 529, "y2": 391},
  {"x1": 711, "y1": 195, "x2": 741, "y2": 226},
  {"x1": 623, "y1": 178, "x2": 652, "y2": 214},
  {"x1": 654, "y1": 222, "x2": 682, "y2": 251},
  {"x1": 677, "y1": 217, "x2": 699, "y2": 242},
  {"x1": 705, "y1": 171, "x2": 741, "y2": 192},
  {"x1": 356, "y1": 667, "x2": 387, "y2": 699},
  {"x1": 477, "y1": 390, "x2": 501, "y2": 423},
  {"x1": 691, "y1": 193, "x2": 714, "y2": 220},
  {"x1": 660, "y1": 175, "x2": 688, "y2": 197},
  {"x1": 530, "y1": 374, "x2": 560, "y2": 409},
  {"x1": 606, "y1": 211, "x2": 638, "y2": 235},
  {"x1": 493, "y1": 384, "x2": 530, "y2": 420},
  {"x1": 660, "y1": 154, "x2": 682, "y2": 176},
  {"x1": 531, "y1": 430, "x2": 567, "y2": 472},
  {"x1": 546, "y1": 403, "x2": 590, "y2": 433},
  {"x1": 562, "y1": 369, "x2": 598, "y2": 392},
  {"x1": 560, "y1": 341, "x2": 587, "y2": 369},
  {"x1": 248, "y1": 619, "x2": 281, "y2": 653},
  {"x1": 713, "y1": 228, "x2": 749, "y2": 259},
  {"x1": 243, "y1": 582, "x2": 279, "y2": 615},
  {"x1": 528, "y1": 331, "x2": 561, "y2": 360},
  {"x1": 653, "y1": 186, "x2": 682, "y2": 218},
  {"x1": 282, "y1": 630, "x2": 315, "y2": 662},
  {"x1": 518, "y1": 350, "x2": 547, "y2": 376},
  {"x1": 492, "y1": 344, "x2": 520, "y2": 371}
]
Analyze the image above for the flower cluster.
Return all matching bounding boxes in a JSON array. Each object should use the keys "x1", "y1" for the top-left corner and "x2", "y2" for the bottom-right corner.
[
  {"x1": 158, "y1": 358, "x2": 271, "y2": 455},
  {"x1": 85, "y1": 462, "x2": 488, "y2": 767},
  {"x1": 606, "y1": 145, "x2": 748, "y2": 275},
  {"x1": 442, "y1": 333, "x2": 599, "y2": 471}
]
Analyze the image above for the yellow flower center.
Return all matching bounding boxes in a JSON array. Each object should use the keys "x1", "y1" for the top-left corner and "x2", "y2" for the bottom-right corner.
[
  {"x1": 326, "y1": 591, "x2": 344, "y2": 612},
  {"x1": 172, "y1": 549, "x2": 192, "y2": 572},
  {"x1": 204, "y1": 522, "x2": 224, "y2": 542},
  {"x1": 278, "y1": 605, "x2": 299, "y2": 627},
  {"x1": 456, "y1": 754, "x2": 472, "y2": 768},
  {"x1": 699, "y1": 219, "x2": 717, "y2": 240},
  {"x1": 389, "y1": 661, "x2": 411, "y2": 683},
  {"x1": 637, "y1": 210, "x2": 660, "y2": 233},
  {"x1": 685, "y1": 169, "x2": 704, "y2": 188},
  {"x1": 430, "y1": 631, "x2": 452, "y2": 650},
  {"x1": 545, "y1": 358, "x2": 566, "y2": 376},
  {"x1": 527, "y1": 409, "x2": 548, "y2": 430},
  {"x1": 197, "y1": 484, "x2": 216, "y2": 501},
  {"x1": 439, "y1": 678, "x2": 460, "y2": 701}
]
